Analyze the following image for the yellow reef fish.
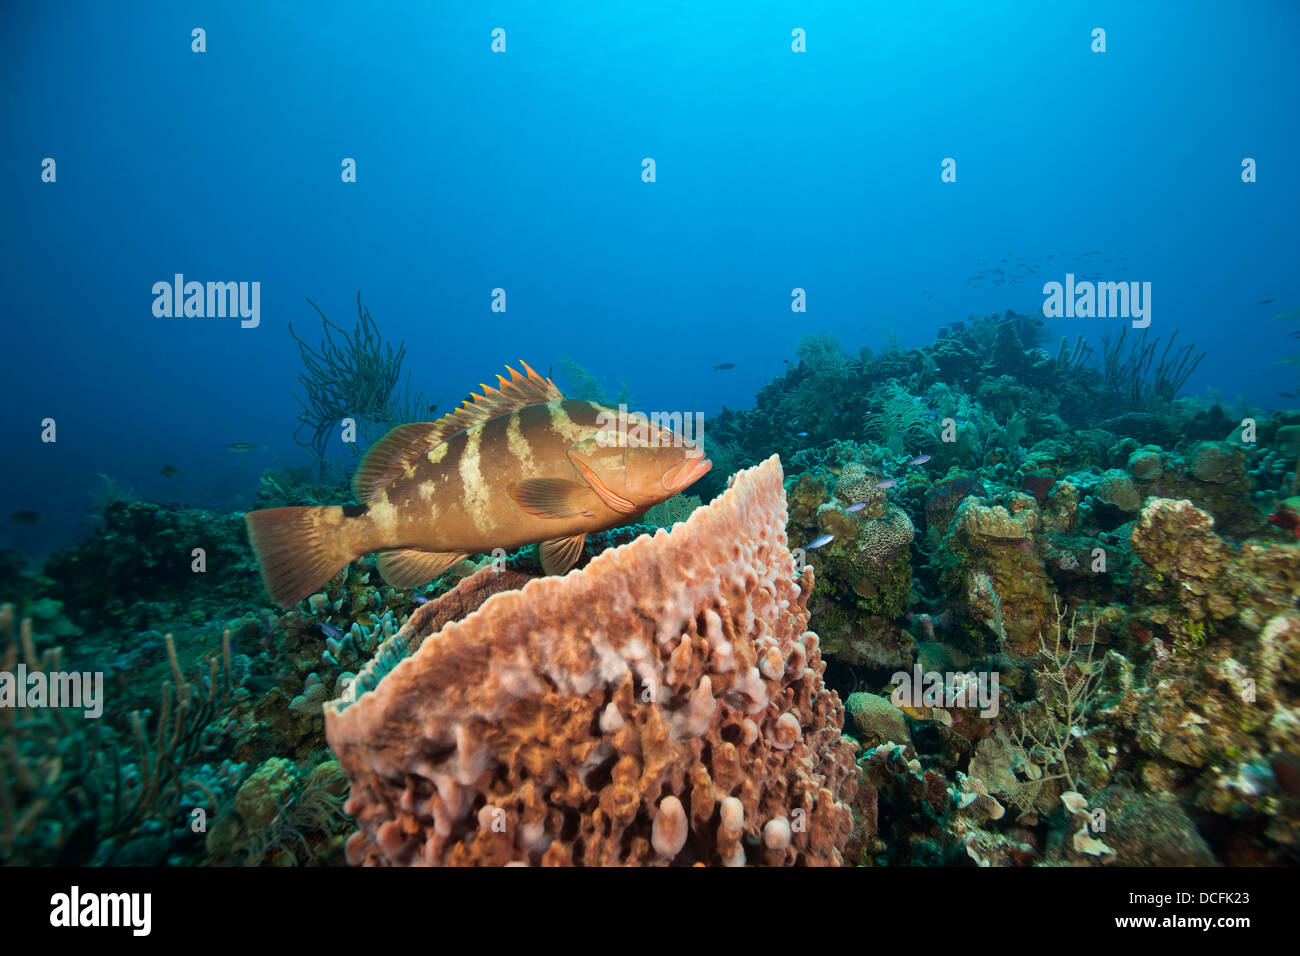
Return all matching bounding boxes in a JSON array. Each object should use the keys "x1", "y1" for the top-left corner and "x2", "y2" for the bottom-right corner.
[{"x1": 245, "y1": 363, "x2": 711, "y2": 606}]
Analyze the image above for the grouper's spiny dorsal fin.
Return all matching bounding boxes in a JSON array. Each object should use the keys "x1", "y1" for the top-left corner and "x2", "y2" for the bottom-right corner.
[
  {"x1": 352, "y1": 362, "x2": 564, "y2": 503},
  {"x1": 446, "y1": 361, "x2": 564, "y2": 432}
]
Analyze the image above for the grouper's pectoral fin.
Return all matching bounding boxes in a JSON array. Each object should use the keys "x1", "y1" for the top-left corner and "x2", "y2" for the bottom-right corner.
[
  {"x1": 538, "y1": 534, "x2": 586, "y2": 576},
  {"x1": 376, "y1": 548, "x2": 468, "y2": 589},
  {"x1": 509, "y1": 478, "x2": 596, "y2": 518}
]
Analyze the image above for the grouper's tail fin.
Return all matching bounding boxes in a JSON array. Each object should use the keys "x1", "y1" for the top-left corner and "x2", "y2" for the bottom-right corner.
[{"x1": 244, "y1": 506, "x2": 355, "y2": 607}]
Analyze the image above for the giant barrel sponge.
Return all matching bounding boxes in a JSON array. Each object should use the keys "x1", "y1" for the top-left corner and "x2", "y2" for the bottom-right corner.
[{"x1": 325, "y1": 456, "x2": 859, "y2": 866}]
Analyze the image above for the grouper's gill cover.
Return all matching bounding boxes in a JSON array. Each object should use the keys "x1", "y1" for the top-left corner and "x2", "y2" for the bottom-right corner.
[{"x1": 244, "y1": 363, "x2": 712, "y2": 606}]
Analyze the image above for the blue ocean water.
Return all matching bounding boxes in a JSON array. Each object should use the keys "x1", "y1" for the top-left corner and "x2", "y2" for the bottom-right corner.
[{"x1": 2, "y1": 0, "x2": 1297, "y2": 558}]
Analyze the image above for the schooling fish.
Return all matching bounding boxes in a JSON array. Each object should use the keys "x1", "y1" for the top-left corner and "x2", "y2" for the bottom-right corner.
[
  {"x1": 908, "y1": 454, "x2": 931, "y2": 466},
  {"x1": 9, "y1": 511, "x2": 37, "y2": 524},
  {"x1": 806, "y1": 533, "x2": 834, "y2": 550},
  {"x1": 843, "y1": 502, "x2": 867, "y2": 514},
  {"x1": 1259, "y1": 298, "x2": 1276, "y2": 304},
  {"x1": 713, "y1": 363, "x2": 736, "y2": 370},
  {"x1": 875, "y1": 479, "x2": 898, "y2": 490},
  {"x1": 245, "y1": 363, "x2": 712, "y2": 606},
  {"x1": 160, "y1": 465, "x2": 180, "y2": 477},
  {"x1": 226, "y1": 442, "x2": 265, "y2": 453}
]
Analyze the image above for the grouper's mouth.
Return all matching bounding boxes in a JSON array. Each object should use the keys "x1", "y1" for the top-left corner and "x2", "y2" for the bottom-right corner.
[{"x1": 663, "y1": 455, "x2": 712, "y2": 493}]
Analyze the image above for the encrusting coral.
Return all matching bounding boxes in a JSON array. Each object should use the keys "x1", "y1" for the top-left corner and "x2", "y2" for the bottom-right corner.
[{"x1": 325, "y1": 457, "x2": 859, "y2": 866}]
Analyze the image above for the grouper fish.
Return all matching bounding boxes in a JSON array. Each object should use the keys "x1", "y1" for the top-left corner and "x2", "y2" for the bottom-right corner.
[{"x1": 245, "y1": 363, "x2": 712, "y2": 606}]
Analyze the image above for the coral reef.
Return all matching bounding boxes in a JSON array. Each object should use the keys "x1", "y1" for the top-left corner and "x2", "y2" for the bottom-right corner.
[
  {"x1": 1130, "y1": 496, "x2": 1299, "y2": 638},
  {"x1": 0, "y1": 605, "x2": 238, "y2": 866},
  {"x1": 205, "y1": 758, "x2": 350, "y2": 866},
  {"x1": 9, "y1": 301, "x2": 1297, "y2": 869},
  {"x1": 784, "y1": 464, "x2": 917, "y2": 666},
  {"x1": 43, "y1": 500, "x2": 263, "y2": 634},
  {"x1": 642, "y1": 493, "x2": 703, "y2": 529}
]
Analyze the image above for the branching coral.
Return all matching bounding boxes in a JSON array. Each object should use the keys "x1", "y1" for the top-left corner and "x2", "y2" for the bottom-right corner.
[
  {"x1": 290, "y1": 292, "x2": 433, "y2": 475},
  {"x1": 797, "y1": 332, "x2": 857, "y2": 378},
  {"x1": 88, "y1": 472, "x2": 136, "y2": 514},
  {"x1": 862, "y1": 382, "x2": 935, "y2": 454},
  {"x1": 556, "y1": 356, "x2": 637, "y2": 406},
  {"x1": 776, "y1": 333, "x2": 860, "y2": 426},
  {"x1": 213, "y1": 759, "x2": 350, "y2": 866},
  {"x1": 968, "y1": 594, "x2": 1109, "y2": 823},
  {"x1": 1101, "y1": 327, "x2": 1205, "y2": 412},
  {"x1": 109, "y1": 631, "x2": 234, "y2": 836},
  {"x1": 0, "y1": 605, "x2": 234, "y2": 864},
  {"x1": 1053, "y1": 334, "x2": 1095, "y2": 383},
  {"x1": 1011, "y1": 598, "x2": 1107, "y2": 796}
]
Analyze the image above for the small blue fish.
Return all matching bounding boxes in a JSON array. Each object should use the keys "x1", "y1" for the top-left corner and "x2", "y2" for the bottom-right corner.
[
  {"x1": 875, "y1": 479, "x2": 897, "y2": 490},
  {"x1": 319, "y1": 621, "x2": 344, "y2": 640},
  {"x1": 908, "y1": 455, "x2": 931, "y2": 466},
  {"x1": 807, "y1": 534, "x2": 835, "y2": 550},
  {"x1": 843, "y1": 502, "x2": 867, "y2": 514},
  {"x1": 796, "y1": 431, "x2": 809, "y2": 437},
  {"x1": 412, "y1": 594, "x2": 430, "y2": 604}
]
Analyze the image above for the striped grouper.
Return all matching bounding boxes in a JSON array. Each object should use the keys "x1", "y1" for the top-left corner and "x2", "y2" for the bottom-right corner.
[{"x1": 245, "y1": 363, "x2": 712, "y2": 606}]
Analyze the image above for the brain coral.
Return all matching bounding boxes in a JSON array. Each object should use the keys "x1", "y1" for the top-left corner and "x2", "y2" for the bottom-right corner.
[
  {"x1": 835, "y1": 461, "x2": 887, "y2": 514},
  {"x1": 858, "y1": 503, "x2": 915, "y2": 564},
  {"x1": 325, "y1": 456, "x2": 859, "y2": 866}
]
